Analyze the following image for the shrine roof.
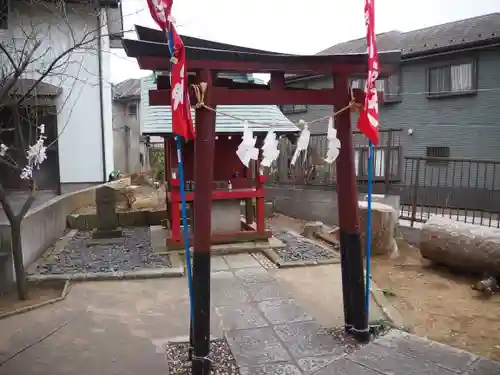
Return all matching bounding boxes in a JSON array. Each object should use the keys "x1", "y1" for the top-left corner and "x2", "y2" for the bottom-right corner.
[
  {"x1": 140, "y1": 74, "x2": 298, "y2": 135},
  {"x1": 122, "y1": 26, "x2": 401, "y2": 75}
]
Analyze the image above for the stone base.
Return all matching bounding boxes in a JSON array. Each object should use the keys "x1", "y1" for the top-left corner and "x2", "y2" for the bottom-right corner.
[{"x1": 91, "y1": 228, "x2": 123, "y2": 239}]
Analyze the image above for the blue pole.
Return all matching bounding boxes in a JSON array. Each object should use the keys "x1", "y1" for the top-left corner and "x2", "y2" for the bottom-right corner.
[
  {"x1": 166, "y1": 26, "x2": 194, "y2": 325},
  {"x1": 365, "y1": 141, "x2": 373, "y2": 318},
  {"x1": 175, "y1": 136, "x2": 194, "y2": 324}
]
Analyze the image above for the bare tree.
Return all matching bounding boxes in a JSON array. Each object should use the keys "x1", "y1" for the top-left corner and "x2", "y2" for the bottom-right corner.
[{"x1": 0, "y1": 0, "x2": 125, "y2": 299}]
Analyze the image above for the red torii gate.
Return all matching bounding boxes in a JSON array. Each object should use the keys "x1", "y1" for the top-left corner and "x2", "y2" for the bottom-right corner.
[{"x1": 123, "y1": 26, "x2": 400, "y2": 373}]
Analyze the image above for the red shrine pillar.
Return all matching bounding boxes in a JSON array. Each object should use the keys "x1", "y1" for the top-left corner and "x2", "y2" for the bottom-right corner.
[
  {"x1": 192, "y1": 69, "x2": 215, "y2": 374},
  {"x1": 333, "y1": 73, "x2": 369, "y2": 342}
]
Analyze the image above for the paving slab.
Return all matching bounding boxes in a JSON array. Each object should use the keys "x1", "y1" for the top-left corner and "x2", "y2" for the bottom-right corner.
[
  {"x1": 214, "y1": 304, "x2": 269, "y2": 331},
  {"x1": 274, "y1": 321, "x2": 347, "y2": 360},
  {"x1": 211, "y1": 256, "x2": 230, "y2": 271},
  {"x1": 375, "y1": 330, "x2": 477, "y2": 372},
  {"x1": 224, "y1": 254, "x2": 262, "y2": 269},
  {"x1": 313, "y1": 357, "x2": 382, "y2": 375},
  {"x1": 243, "y1": 281, "x2": 293, "y2": 302},
  {"x1": 234, "y1": 267, "x2": 275, "y2": 284},
  {"x1": 296, "y1": 355, "x2": 338, "y2": 374},
  {"x1": 258, "y1": 299, "x2": 314, "y2": 325},
  {"x1": 463, "y1": 358, "x2": 500, "y2": 375},
  {"x1": 239, "y1": 362, "x2": 302, "y2": 375},
  {"x1": 349, "y1": 342, "x2": 456, "y2": 375},
  {"x1": 225, "y1": 327, "x2": 291, "y2": 365}
]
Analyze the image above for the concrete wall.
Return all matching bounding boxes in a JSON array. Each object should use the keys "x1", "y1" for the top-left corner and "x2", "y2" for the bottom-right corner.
[
  {"x1": 265, "y1": 184, "x2": 400, "y2": 227},
  {"x1": 0, "y1": 179, "x2": 130, "y2": 284},
  {"x1": 1, "y1": 2, "x2": 114, "y2": 187}
]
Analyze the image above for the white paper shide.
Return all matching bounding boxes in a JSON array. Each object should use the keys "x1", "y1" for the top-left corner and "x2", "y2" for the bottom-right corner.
[
  {"x1": 324, "y1": 117, "x2": 341, "y2": 164},
  {"x1": 260, "y1": 129, "x2": 280, "y2": 167},
  {"x1": 290, "y1": 120, "x2": 310, "y2": 166},
  {"x1": 236, "y1": 121, "x2": 259, "y2": 167}
]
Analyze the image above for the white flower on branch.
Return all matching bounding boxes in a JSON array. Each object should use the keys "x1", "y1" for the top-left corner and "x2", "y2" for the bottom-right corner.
[
  {"x1": 0, "y1": 143, "x2": 8, "y2": 157},
  {"x1": 19, "y1": 124, "x2": 48, "y2": 180}
]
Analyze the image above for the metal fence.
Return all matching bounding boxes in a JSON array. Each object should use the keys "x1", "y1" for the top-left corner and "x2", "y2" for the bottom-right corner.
[
  {"x1": 269, "y1": 128, "x2": 403, "y2": 190},
  {"x1": 400, "y1": 156, "x2": 500, "y2": 228}
]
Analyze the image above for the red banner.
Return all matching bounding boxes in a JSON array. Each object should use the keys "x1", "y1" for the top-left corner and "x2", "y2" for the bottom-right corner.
[
  {"x1": 357, "y1": 0, "x2": 380, "y2": 145},
  {"x1": 146, "y1": 0, "x2": 171, "y2": 30},
  {"x1": 146, "y1": 0, "x2": 195, "y2": 140},
  {"x1": 170, "y1": 25, "x2": 195, "y2": 139}
]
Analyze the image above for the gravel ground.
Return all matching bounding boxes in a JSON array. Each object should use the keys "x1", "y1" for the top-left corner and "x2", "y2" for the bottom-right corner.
[
  {"x1": 320, "y1": 322, "x2": 392, "y2": 354},
  {"x1": 271, "y1": 230, "x2": 338, "y2": 262},
  {"x1": 30, "y1": 227, "x2": 171, "y2": 275},
  {"x1": 166, "y1": 339, "x2": 240, "y2": 375}
]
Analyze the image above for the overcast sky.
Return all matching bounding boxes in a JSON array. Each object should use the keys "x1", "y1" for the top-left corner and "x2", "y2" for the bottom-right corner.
[{"x1": 109, "y1": 0, "x2": 500, "y2": 83}]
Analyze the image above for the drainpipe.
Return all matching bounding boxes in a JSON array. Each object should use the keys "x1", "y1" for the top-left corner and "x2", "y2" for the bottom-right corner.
[{"x1": 96, "y1": 0, "x2": 107, "y2": 182}]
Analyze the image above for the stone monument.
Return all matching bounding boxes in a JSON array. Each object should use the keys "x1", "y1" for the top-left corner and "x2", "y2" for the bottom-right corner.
[{"x1": 92, "y1": 185, "x2": 123, "y2": 239}]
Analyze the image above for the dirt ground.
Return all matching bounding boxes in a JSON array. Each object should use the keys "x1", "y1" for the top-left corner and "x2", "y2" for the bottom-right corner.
[
  {"x1": 372, "y1": 240, "x2": 500, "y2": 361},
  {"x1": 0, "y1": 281, "x2": 64, "y2": 314},
  {"x1": 269, "y1": 213, "x2": 500, "y2": 361},
  {"x1": 74, "y1": 184, "x2": 166, "y2": 214}
]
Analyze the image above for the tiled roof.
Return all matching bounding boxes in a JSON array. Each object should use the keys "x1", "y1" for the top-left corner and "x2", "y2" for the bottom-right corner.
[
  {"x1": 318, "y1": 13, "x2": 500, "y2": 57},
  {"x1": 12, "y1": 79, "x2": 61, "y2": 97},
  {"x1": 113, "y1": 78, "x2": 141, "y2": 100},
  {"x1": 140, "y1": 74, "x2": 298, "y2": 135}
]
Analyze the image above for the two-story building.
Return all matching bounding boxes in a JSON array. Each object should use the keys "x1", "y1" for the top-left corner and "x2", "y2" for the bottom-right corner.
[
  {"x1": 279, "y1": 13, "x2": 500, "y2": 213},
  {"x1": 284, "y1": 13, "x2": 500, "y2": 162},
  {"x1": 0, "y1": 0, "x2": 123, "y2": 194},
  {"x1": 112, "y1": 78, "x2": 150, "y2": 174}
]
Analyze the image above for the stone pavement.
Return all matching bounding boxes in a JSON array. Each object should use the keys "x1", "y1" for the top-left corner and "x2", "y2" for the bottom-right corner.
[
  {"x1": 0, "y1": 253, "x2": 499, "y2": 374},
  {"x1": 212, "y1": 254, "x2": 500, "y2": 375}
]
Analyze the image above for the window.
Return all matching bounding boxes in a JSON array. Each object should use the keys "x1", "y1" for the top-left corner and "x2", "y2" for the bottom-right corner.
[
  {"x1": 351, "y1": 73, "x2": 401, "y2": 102},
  {"x1": 428, "y1": 61, "x2": 475, "y2": 97},
  {"x1": 426, "y1": 146, "x2": 450, "y2": 165},
  {"x1": 127, "y1": 103, "x2": 137, "y2": 119},
  {"x1": 280, "y1": 104, "x2": 307, "y2": 115},
  {"x1": 358, "y1": 148, "x2": 386, "y2": 177}
]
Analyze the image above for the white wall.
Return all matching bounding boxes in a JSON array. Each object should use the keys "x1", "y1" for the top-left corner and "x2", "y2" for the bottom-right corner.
[
  {"x1": 100, "y1": 10, "x2": 115, "y2": 179},
  {"x1": 0, "y1": 2, "x2": 114, "y2": 184}
]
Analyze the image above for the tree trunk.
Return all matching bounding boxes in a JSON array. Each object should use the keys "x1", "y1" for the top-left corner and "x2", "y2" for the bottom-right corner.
[
  {"x1": 10, "y1": 219, "x2": 28, "y2": 300},
  {"x1": 420, "y1": 216, "x2": 500, "y2": 275}
]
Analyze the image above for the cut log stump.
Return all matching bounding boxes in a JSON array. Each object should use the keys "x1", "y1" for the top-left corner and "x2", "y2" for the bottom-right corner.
[
  {"x1": 358, "y1": 201, "x2": 398, "y2": 257},
  {"x1": 420, "y1": 216, "x2": 500, "y2": 274}
]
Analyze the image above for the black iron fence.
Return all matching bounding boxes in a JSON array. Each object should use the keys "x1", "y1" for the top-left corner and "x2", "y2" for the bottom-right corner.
[
  {"x1": 400, "y1": 156, "x2": 500, "y2": 228},
  {"x1": 269, "y1": 128, "x2": 403, "y2": 190}
]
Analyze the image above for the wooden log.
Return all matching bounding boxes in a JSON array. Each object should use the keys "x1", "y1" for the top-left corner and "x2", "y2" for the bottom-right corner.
[
  {"x1": 358, "y1": 201, "x2": 398, "y2": 257},
  {"x1": 420, "y1": 216, "x2": 500, "y2": 274}
]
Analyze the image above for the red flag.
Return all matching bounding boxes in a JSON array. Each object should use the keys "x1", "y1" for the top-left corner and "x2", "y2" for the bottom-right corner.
[
  {"x1": 146, "y1": 0, "x2": 172, "y2": 30},
  {"x1": 170, "y1": 25, "x2": 195, "y2": 140},
  {"x1": 145, "y1": 0, "x2": 195, "y2": 139},
  {"x1": 357, "y1": 0, "x2": 380, "y2": 145}
]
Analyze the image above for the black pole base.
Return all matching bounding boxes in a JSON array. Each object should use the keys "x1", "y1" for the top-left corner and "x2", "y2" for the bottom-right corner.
[
  {"x1": 191, "y1": 251, "x2": 211, "y2": 375},
  {"x1": 188, "y1": 319, "x2": 194, "y2": 361},
  {"x1": 192, "y1": 357, "x2": 212, "y2": 375},
  {"x1": 338, "y1": 230, "x2": 369, "y2": 342},
  {"x1": 351, "y1": 328, "x2": 371, "y2": 343}
]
